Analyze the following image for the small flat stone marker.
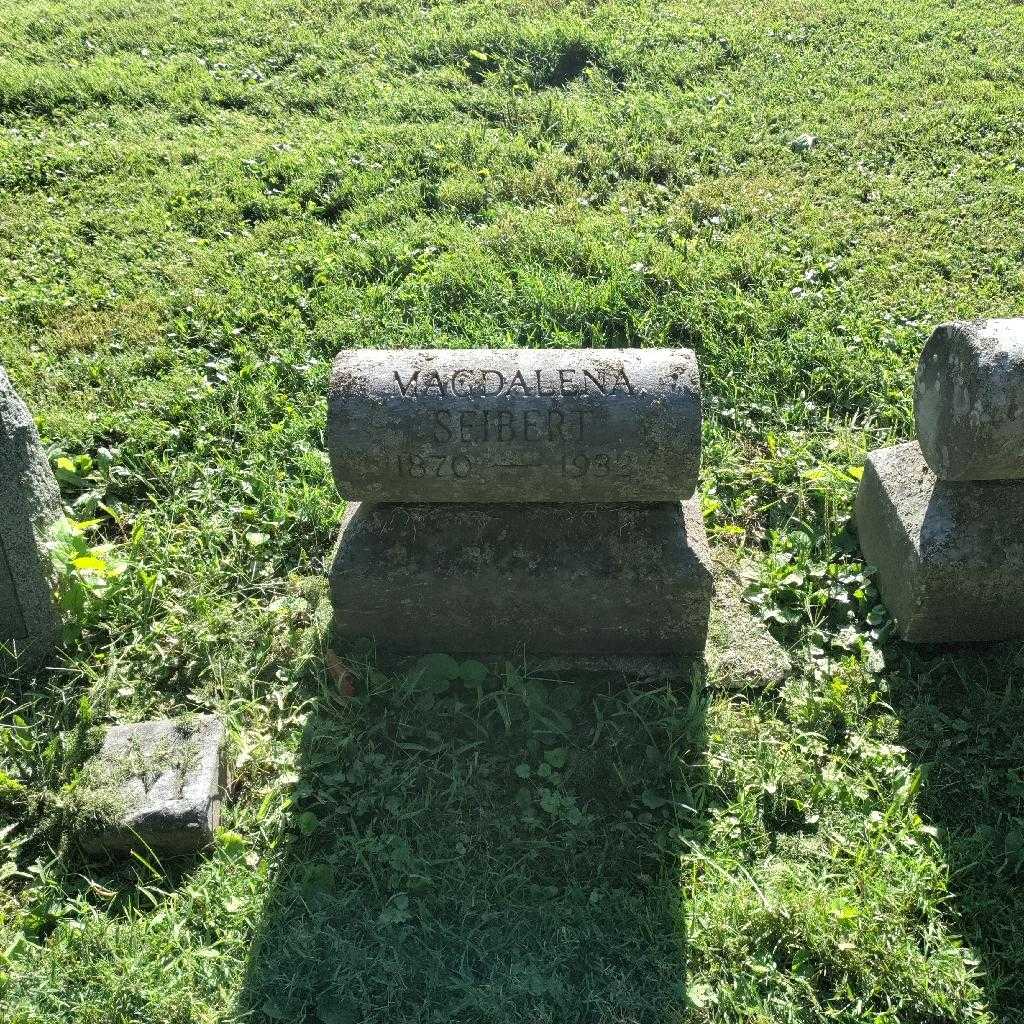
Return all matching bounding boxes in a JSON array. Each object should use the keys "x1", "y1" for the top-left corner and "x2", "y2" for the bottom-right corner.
[
  {"x1": 856, "y1": 441, "x2": 1024, "y2": 643},
  {"x1": 328, "y1": 348, "x2": 701, "y2": 502},
  {"x1": 78, "y1": 715, "x2": 225, "y2": 856},
  {"x1": 0, "y1": 368, "x2": 62, "y2": 675},
  {"x1": 915, "y1": 318, "x2": 1024, "y2": 480},
  {"x1": 330, "y1": 500, "x2": 713, "y2": 655}
]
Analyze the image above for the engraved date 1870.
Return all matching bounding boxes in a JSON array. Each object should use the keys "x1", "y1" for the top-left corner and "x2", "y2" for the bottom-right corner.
[{"x1": 393, "y1": 453, "x2": 472, "y2": 479}]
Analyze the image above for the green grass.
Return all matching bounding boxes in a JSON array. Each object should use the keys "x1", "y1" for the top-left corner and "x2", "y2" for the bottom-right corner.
[{"x1": 2, "y1": 0, "x2": 1024, "y2": 1020}]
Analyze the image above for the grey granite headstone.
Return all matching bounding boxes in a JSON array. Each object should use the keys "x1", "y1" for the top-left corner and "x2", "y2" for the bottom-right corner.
[
  {"x1": 0, "y1": 368, "x2": 62, "y2": 675},
  {"x1": 78, "y1": 715, "x2": 225, "y2": 856},
  {"x1": 856, "y1": 441, "x2": 1024, "y2": 643},
  {"x1": 328, "y1": 349, "x2": 701, "y2": 502},
  {"x1": 330, "y1": 500, "x2": 713, "y2": 656},
  {"x1": 915, "y1": 318, "x2": 1024, "y2": 480}
]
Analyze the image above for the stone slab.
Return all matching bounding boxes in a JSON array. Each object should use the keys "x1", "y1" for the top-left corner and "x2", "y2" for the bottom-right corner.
[
  {"x1": 330, "y1": 500, "x2": 713, "y2": 656},
  {"x1": 0, "y1": 368, "x2": 62, "y2": 675},
  {"x1": 915, "y1": 318, "x2": 1024, "y2": 480},
  {"x1": 856, "y1": 441, "x2": 1024, "y2": 643},
  {"x1": 706, "y1": 550, "x2": 792, "y2": 689},
  {"x1": 78, "y1": 715, "x2": 224, "y2": 856},
  {"x1": 328, "y1": 348, "x2": 701, "y2": 502}
]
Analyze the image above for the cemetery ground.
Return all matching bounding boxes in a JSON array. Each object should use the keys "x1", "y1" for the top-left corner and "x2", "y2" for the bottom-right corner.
[{"x1": 1, "y1": 0, "x2": 1023, "y2": 1020}]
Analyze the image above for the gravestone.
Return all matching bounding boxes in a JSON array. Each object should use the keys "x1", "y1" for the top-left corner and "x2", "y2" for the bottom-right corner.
[
  {"x1": 915, "y1": 318, "x2": 1024, "y2": 480},
  {"x1": 858, "y1": 317, "x2": 1024, "y2": 643},
  {"x1": 78, "y1": 715, "x2": 225, "y2": 856},
  {"x1": 328, "y1": 348, "x2": 714, "y2": 664},
  {"x1": 328, "y1": 349, "x2": 701, "y2": 502},
  {"x1": 0, "y1": 368, "x2": 62, "y2": 674}
]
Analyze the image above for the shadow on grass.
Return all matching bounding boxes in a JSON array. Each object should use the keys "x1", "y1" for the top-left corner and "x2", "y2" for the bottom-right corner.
[
  {"x1": 235, "y1": 653, "x2": 707, "y2": 1023},
  {"x1": 891, "y1": 643, "x2": 1024, "y2": 1017}
]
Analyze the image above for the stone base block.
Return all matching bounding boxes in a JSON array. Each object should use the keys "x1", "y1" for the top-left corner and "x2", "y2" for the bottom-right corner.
[
  {"x1": 329, "y1": 501, "x2": 713, "y2": 656},
  {"x1": 78, "y1": 715, "x2": 225, "y2": 857},
  {"x1": 856, "y1": 441, "x2": 1024, "y2": 643}
]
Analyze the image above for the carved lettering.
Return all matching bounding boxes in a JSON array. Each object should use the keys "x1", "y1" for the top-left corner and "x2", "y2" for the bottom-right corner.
[
  {"x1": 421, "y1": 405, "x2": 595, "y2": 445},
  {"x1": 432, "y1": 409, "x2": 452, "y2": 442},
  {"x1": 547, "y1": 409, "x2": 565, "y2": 440},
  {"x1": 480, "y1": 370, "x2": 505, "y2": 396},
  {"x1": 610, "y1": 368, "x2": 635, "y2": 395},
  {"x1": 394, "y1": 370, "x2": 419, "y2": 396},
  {"x1": 535, "y1": 370, "x2": 556, "y2": 397},
  {"x1": 421, "y1": 370, "x2": 448, "y2": 397},
  {"x1": 561, "y1": 452, "x2": 615, "y2": 478},
  {"x1": 494, "y1": 410, "x2": 513, "y2": 441},
  {"x1": 523, "y1": 409, "x2": 541, "y2": 441},
  {"x1": 394, "y1": 448, "x2": 620, "y2": 481},
  {"x1": 392, "y1": 365, "x2": 630, "y2": 397},
  {"x1": 506, "y1": 370, "x2": 530, "y2": 396}
]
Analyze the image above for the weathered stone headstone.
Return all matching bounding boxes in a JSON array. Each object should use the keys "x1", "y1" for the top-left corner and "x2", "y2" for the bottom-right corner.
[
  {"x1": 328, "y1": 348, "x2": 713, "y2": 664},
  {"x1": 0, "y1": 368, "x2": 62, "y2": 675},
  {"x1": 858, "y1": 316, "x2": 1024, "y2": 643},
  {"x1": 78, "y1": 715, "x2": 225, "y2": 856},
  {"x1": 328, "y1": 349, "x2": 701, "y2": 502},
  {"x1": 915, "y1": 318, "x2": 1024, "y2": 480}
]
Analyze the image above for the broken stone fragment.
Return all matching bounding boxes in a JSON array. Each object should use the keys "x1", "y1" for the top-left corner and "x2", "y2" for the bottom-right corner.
[
  {"x1": 0, "y1": 367, "x2": 62, "y2": 675},
  {"x1": 706, "y1": 550, "x2": 792, "y2": 689},
  {"x1": 856, "y1": 441, "x2": 1024, "y2": 643},
  {"x1": 78, "y1": 715, "x2": 225, "y2": 856},
  {"x1": 914, "y1": 318, "x2": 1024, "y2": 480}
]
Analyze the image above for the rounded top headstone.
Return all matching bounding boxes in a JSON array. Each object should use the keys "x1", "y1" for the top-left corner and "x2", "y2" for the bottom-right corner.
[
  {"x1": 914, "y1": 318, "x2": 1024, "y2": 481},
  {"x1": 327, "y1": 348, "x2": 702, "y2": 502}
]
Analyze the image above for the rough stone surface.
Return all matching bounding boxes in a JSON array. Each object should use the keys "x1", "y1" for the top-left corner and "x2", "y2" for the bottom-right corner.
[
  {"x1": 328, "y1": 348, "x2": 701, "y2": 502},
  {"x1": 330, "y1": 500, "x2": 713, "y2": 655},
  {"x1": 706, "y1": 550, "x2": 792, "y2": 689},
  {"x1": 80, "y1": 715, "x2": 224, "y2": 856},
  {"x1": 0, "y1": 368, "x2": 62, "y2": 675},
  {"x1": 856, "y1": 441, "x2": 1024, "y2": 643},
  {"x1": 915, "y1": 318, "x2": 1024, "y2": 480}
]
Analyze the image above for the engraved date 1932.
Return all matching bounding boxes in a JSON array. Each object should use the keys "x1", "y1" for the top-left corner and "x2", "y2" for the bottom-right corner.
[{"x1": 561, "y1": 453, "x2": 614, "y2": 478}]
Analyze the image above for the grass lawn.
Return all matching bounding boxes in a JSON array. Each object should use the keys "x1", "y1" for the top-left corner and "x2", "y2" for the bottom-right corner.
[{"x1": 2, "y1": 0, "x2": 1024, "y2": 1020}]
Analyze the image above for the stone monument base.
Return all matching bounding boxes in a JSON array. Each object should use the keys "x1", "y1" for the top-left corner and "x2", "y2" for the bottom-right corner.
[
  {"x1": 329, "y1": 500, "x2": 714, "y2": 658},
  {"x1": 856, "y1": 441, "x2": 1024, "y2": 643}
]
